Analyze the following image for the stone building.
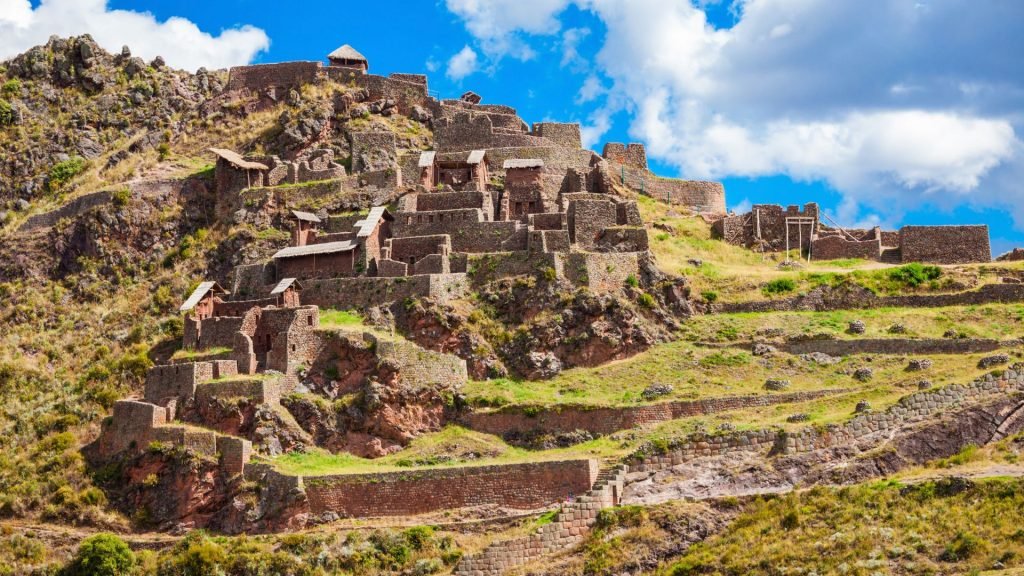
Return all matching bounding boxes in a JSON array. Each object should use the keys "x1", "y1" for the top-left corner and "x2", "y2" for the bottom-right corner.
[{"x1": 712, "y1": 203, "x2": 992, "y2": 264}]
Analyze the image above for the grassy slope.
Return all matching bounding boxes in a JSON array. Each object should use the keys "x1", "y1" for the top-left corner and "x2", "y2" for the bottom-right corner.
[{"x1": 569, "y1": 475, "x2": 1024, "y2": 576}]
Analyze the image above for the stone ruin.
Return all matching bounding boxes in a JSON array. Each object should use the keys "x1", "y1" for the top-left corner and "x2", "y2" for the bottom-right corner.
[
  {"x1": 90, "y1": 42, "x2": 720, "y2": 528},
  {"x1": 712, "y1": 202, "x2": 992, "y2": 264}
]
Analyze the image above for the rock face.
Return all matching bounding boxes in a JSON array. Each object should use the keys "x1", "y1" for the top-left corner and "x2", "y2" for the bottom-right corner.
[
  {"x1": 1, "y1": 35, "x2": 225, "y2": 205},
  {"x1": 283, "y1": 331, "x2": 465, "y2": 458}
]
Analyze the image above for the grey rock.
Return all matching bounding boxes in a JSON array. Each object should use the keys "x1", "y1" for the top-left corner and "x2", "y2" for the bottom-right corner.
[
  {"x1": 853, "y1": 367, "x2": 874, "y2": 382},
  {"x1": 764, "y1": 379, "x2": 791, "y2": 391},
  {"x1": 847, "y1": 320, "x2": 866, "y2": 335},
  {"x1": 978, "y1": 354, "x2": 1010, "y2": 369},
  {"x1": 752, "y1": 343, "x2": 777, "y2": 356},
  {"x1": 855, "y1": 400, "x2": 871, "y2": 413},
  {"x1": 641, "y1": 383, "x2": 674, "y2": 400},
  {"x1": 801, "y1": 351, "x2": 840, "y2": 365},
  {"x1": 906, "y1": 358, "x2": 933, "y2": 372}
]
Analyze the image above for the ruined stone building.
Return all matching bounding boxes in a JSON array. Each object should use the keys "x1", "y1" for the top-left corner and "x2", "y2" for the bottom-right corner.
[{"x1": 713, "y1": 203, "x2": 992, "y2": 264}]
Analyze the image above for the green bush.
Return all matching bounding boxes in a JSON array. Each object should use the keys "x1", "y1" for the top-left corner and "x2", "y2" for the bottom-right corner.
[
  {"x1": 63, "y1": 533, "x2": 135, "y2": 576},
  {"x1": 625, "y1": 273, "x2": 639, "y2": 288},
  {"x1": 0, "y1": 98, "x2": 12, "y2": 125},
  {"x1": 48, "y1": 157, "x2": 88, "y2": 192},
  {"x1": 638, "y1": 293, "x2": 656, "y2": 308},
  {"x1": 889, "y1": 263, "x2": 941, "y2": 288},
  {"x1": 701, "y1": 290, "x2": 718, "y2": 303},
  {"x1": 763, "y1": 278, "x2": 796, "y2": 295},
  {"x1": 940, "y1": 531, "x2": 980, "y2": 562},
  {"x1": 2, "y1": 78, "x2": 21, "y2": 96}
]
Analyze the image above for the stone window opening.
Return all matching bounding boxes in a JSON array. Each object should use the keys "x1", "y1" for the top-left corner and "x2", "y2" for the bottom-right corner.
[
  {"x1": 265, "y1": 334, "x2": 272, "y2": 351},
  {"x1": 307, "y1": 314, "x2": 314, "y2": 326},
  {"x1": 291, "y1": 344, "x2": 296, "y2": 352}
]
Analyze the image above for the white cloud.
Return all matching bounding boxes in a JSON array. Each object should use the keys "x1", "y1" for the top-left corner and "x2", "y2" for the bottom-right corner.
[
  {"x1": 560, "y1": 27, "x2": 590, "y2": 68},
  {"x1": 576, "y1": 74, "x2": 604, "y2": 103},
  {"x1": 580, "y1": 108, "x2": 612, "y2": 149},
  {"x1": 445, "y1": 0, "x2": 570, "y2": 59},
  {"x1": 447, "y1": 0, "x2": 1024, "y2": 227},
  {"x1": 446, "y1": 45, "x2": 479, "y2": 81},
  {"x1": 0, "y1": 0, "x2": 268, "y2": 71}
]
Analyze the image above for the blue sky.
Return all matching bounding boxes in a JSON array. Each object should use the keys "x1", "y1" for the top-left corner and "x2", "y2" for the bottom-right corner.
[{"x1": 3, "y1": 0, "x2": 1023, "y2": 254}]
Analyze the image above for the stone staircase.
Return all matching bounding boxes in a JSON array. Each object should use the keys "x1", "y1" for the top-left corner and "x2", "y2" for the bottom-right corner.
[
  {"x1": 454, "y1": 464, "x2": 628, "y2": 576},
  {"x1": 990, "y1": 401, "x2": 1024, "y2": 443},
  {"x1": 880, "y1": 246, "x2": 901, "y2": 264}
]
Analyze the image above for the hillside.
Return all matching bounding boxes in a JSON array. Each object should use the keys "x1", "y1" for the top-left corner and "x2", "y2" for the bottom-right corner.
[{"x1": 1, "y1": 36, "x2": 1023, "y2": 576}]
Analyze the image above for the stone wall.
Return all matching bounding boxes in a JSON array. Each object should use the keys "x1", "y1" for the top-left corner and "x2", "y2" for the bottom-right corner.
[
  {"x1": 560, "y1": 252, "x2": 640, "y2": 293},
  {"x1": 568, "y1": 199, "x2": 619, "y2": 248},
  {"x1": 144, "y1": 362, "x2": 213, "y2": 405},
  {"x1": 602, "y1": 143, "x2": 648, "y2": 170},
  {"x1": 195, "y1": 377, "x2": 281, "y2": 405},
  {"x1": 810, "y1": 234, "x2": 881, "y2": 261},
  {"x1": 712, "y1": 203, "x2": 819, "y2": 251},
  {"x1": 779, "y1": 337, "x2": 1003, "y2": 356},
  {"x1": 531, "y1": 123, "x2": 582, "y2": 149},
  {"x1": 302, "y1": 459, "x2": 598, "y2": 517},
  {"x1": 434, "y1": 112, "x2": 551, "y2": 152},
  {"x1": 640, "y1": 174, "x2": 726, "y2": 214},
  {"x1": 95, "y1": 400, "x2": 167, "y2": 456},
  {"x1": 301, "y1": 274, "x2": 469, "y2": 308},
  {"x1": 227, "y1": 62, "x2": 322, "y2": 92},
  {"x1": 718, "y1": 283, "x2": 1024, "y2": 313},
  {"x1": 349, "y1": 131, "x2": 397, "y2": 173},
  {"x1": 412, "y1": 191, "x2": 490, "y2": 213},
  {"x1": 454, "y1": 464, "x2": 627, "y2": 576},
  {"x1": 462, "y1": 389, "x2": 843, "y2": 437},
  {"x1": 899, "y1": 225, "x2": 991, "y2": 264},
  {"x1": 393, "y1": 214, "x2": 525, "y2": 253},
  {"x1": 627, "y1": 372, "x2": 1024, "y2": 472}
]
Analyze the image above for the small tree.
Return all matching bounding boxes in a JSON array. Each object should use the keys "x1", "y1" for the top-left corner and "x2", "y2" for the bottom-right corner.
[{"x1": 64, "y1": 533, "x2": 135, "y2": 576}]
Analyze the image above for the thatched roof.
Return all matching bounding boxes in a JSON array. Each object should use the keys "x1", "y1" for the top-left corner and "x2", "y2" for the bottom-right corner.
[{"x1": 328, "y1": 44, "x2": 367, "y2": 63}]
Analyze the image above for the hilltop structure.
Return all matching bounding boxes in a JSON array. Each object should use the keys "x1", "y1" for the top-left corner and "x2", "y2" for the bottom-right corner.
[{"x1": 712, "y1": 203, "x2": 992, "y2": 264}]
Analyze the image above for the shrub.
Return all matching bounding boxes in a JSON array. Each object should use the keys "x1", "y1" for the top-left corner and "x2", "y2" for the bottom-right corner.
[
  {"x1": 889, "y1": 263, "x2": 942, "y2": 287},
  {"x1": 763, "y1": 278, "x2": 796, "y2": 295},
  {"x1": 638, "y1": 293, "x2": 656, "y2": 308},
  {"x1": 48, "y1": 157, "x2": 88, "y2": 192},
  {"x1": 541, "y1": 266, "x2": 557, "y2": 282},
  {"x1": 111, "y1": 187, "x2": 130, "y2": 207},
  {"x1": 701, "y1": 290, "x2": 718, "y2": 303},
  {"x1": 157, "y1": 142, "x2": 171, "y2": 161},
  {"x1": 1, "y1": 78, "x2": 21, "y2": 96},
  {"x1": 64, "y1": 533, "x2": 135, "y2": 576},
  {"x1": 0, "y1": 98, "x2": 12, "y2": 125},
  {"x1": 625, "y1": 273, "x2": 639, "y2": 288},
  {"x1": 940, "y1": 532, "x2": 980, "y2": 562}
]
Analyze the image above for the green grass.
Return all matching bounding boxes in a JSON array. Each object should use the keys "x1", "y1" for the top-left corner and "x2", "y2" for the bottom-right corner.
[
  {"x1": 169, "y1": 346, "x2": 232, "y2": 361},
  {"x1": 681, "y1": 304, "x2": 1024, "y2": 342},
  {"x1": 463, "y1": 335, "x2": 997, "y2": 409},
  {"x1": 318, "y1": 308, "x2": 365, "y2": 328},
  {"x1": 659, "y1": 478, "x2": 1024, "y2": 575}
]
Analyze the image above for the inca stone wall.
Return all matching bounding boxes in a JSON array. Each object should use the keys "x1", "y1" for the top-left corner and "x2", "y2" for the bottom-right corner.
[
  {"x1": 144, "y1": 362, "x2": 214, "y2": 404},
  {"x1": 627, "y1": 372, "x2": 1024, "y2": 472},
  {"x1": 454, "y1": 464, "x2": 627, "y2": 576},
  {"x1": 461, "y1": 389, "x2": 843, "y2": 437},
  {"x1": 531, "y1": 122, "x2": 582, "y2": 149},
  {"x1": 779, "y1": 337, "x2": 1004, "y2": 356},
  {"x1": 301, "y1": 459, "x2": 598, "y2": 517},
  {"x1": 300, "y1": 274, "x2": 469, "y2": 308},
  {"x1": 809, "y1": 233, "x2": 881, "y2": 261},
  {"x1": 227, "y1": 61, "x2": 322, "y2": 92},
  {"x1": 899, "y1": 225, "x2": 991, "y2": 264},
  {"x1": 718, "y1": 283, "x2": 1024, "y2": 313},
  {"x1": 602, "y1": 143, "x2": 648, "y2": 170}
]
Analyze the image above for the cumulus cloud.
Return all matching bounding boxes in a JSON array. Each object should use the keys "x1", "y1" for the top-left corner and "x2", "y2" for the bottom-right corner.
[
  {"x1": 446, "y1": 0, "x2": 1024, "y2": 227},
  {"x1": 446, "y1": 45, "x2": 480, "y2": 81},
  {"x1": 0, "y1": 0, "x2": 268, "y2": 71},
  {"x1": 445, "y1": 0, "x2": 570, "y2": 59}
]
